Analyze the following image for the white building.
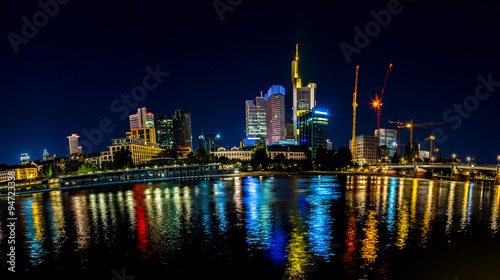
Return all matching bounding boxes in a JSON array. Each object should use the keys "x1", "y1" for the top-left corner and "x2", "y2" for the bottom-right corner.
[
  {"x1": 375, "y1": 128, "x2": 397, "y2": 159},
  {"x1": 212, "y1": 146, "x2": 307, "y2": 161},
  {"x1": 245, "y1": 95, "x2": 267, "y2": 138},
  {"x1": 349, "y1": 135, "x2": 378, "y2": 164}
]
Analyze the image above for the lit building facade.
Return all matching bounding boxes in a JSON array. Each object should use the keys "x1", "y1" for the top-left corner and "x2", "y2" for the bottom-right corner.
[
  {"x1": 246, "y1": 94, "x2": 267, "y2": 138},
  {"x1": 126, "y1": 127, "x2": 156, "y2": 143},
  {"x1": 198, "y1": 133, "x2": 221, "y2": 152},
  {"x1": 67, "y1": 134, "x2": 80, "y2": 155},
  {"x1": 0, "y1": 166, "x2": 38, "y2": 183},
  {"x1": 292, "y1": 44, "x2": 317, "y2": 140},
  {"x1": 266, "y1": 85, "x2": 285, "y2": 145},
  {"x1": 108, "y1": 137, "x2": 164, "y2": 165},
  {"x1": 298, "y1": 109, "x2": 328, "y2": 159},
  {"x1": 212, "y1": 145, "x2": 307, "y2": 161},
  {"x1": 349, "y1": 135, "x2": 378, "y2": 164},
  {"x1": 375, "y1": 128, "x2": 397, "y2": 159},
  {"x1": 129, "y1": 107, "x2": 155, "y2": 130},
  {"x1": 156, "y1": 116, "x2": 174, "y2": 149}
]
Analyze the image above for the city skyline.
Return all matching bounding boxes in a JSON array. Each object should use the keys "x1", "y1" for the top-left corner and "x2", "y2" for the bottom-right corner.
[{"x1": 1, "y1": 0, "x2": 500, "y2": 165}]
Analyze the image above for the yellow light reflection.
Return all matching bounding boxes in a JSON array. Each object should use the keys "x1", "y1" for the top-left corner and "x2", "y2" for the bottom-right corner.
[
  {"x1": 396, "y1": 203, "x2": 409, "y2": 250},
  {"x1": 445, "y1": 183, "x2": 456, "y2": 237},
  {"x1": 361, "y1": 210, "x2": 379, "y2": 267},
  {"x1": 72, "y1": 195, "x2": 91, "y2": 250},
  {"x1": 490, "y1": 186, "x2": 500, "y2": 233},
  {"x1": 460, "y1": 182, "x2": 470, "y2": 231},
  {"x1": 285, "y1": 214, "x2": 310, "y2": 279},
  {"x1": 420, "y1": 181, "x2": 435, "y2": 246}
]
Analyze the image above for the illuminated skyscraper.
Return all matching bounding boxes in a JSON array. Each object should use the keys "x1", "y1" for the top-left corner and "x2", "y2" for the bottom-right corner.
[
  {"x1": 67, "y1": 134, "x2": 80, "y2": 155},
  {"x1": 298, "y1": 109, "x2": 328, "y2": 158},
  {"x1": 292, "y1": 44, "x2": 316, "y2": 140},
  {"x1": 266, "y1": 85, "x2": 285, "y2": 145},
  {"x1": 197, "y1": 133, "x2": 221, "y2": 152},
  {"x1": 129, "y1": 107, "x2": 155, "y2": 130},
  {"x1": 245, "y1": 93, "x2": 267, "y2": 139},
  {"x1": 173, "y1": 109, "x2": 193, "y2": 151},
  {"x1": 157, "y1": 116, "x2": 174, "y2": 149}
]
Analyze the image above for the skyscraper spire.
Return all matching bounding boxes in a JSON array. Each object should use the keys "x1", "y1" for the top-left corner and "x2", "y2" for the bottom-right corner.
[{"x1": 295, "y1": 43, "x2": 299, "y2": 61}]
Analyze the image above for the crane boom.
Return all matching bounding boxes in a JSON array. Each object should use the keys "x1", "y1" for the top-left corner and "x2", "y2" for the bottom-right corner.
[
  {"x1": 352, "y1": 65, "x2": 359, "y2": 162},
  {"x1": 379, "y1": 63, "x2": 393, "y2": 101}
]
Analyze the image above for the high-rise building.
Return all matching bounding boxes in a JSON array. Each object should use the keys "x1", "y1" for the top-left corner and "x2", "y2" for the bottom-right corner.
[
  {"x1": 173, "y1": 109, "x2": 193, "y2": 152},
  {"x1": 20, "y1": 153, "x2": 30, "y2": 165},
  {"x1": 266, "y1": 85, "x2": 285, "y2": 145},
  {"x1": 43, "y1": 149, "x2": 49, "y2": 161},
  {"x1": 67, "y1": 134, "x2": 80, "y2": 155},
  {"x1": 157, "y1": 116, "x2": 174, "y2": 149},
  {"x1": 349, "y1": 135, "x2": 378, "y2": 164},
  {"x1": 298, "y1": 109, "x2": 328, "y2": 158},
  {"x1": 245, "y1": 93, "x2": 266, "y2": 139},
  {"x1": 197, "y1": 133, "x2": 221, "y2": 152},
  {"x1": 292, "y1": 44, "x2": 317, "y2": 140},
  {"x1": 375, "y1": 128, "x2": 397, "y2": 160},
  {"x1": 129, "y1": 107, "x2": 155, "y2": 130}
]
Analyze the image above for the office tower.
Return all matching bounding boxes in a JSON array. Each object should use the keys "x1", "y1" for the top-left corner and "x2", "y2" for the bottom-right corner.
[
  {"x1": 266, "y1": 85, "x2": 285, "y2": 145},
  {"x1": 208, "y1": 133, "x2": 221, "y2": 151},
  {"x1": 349, "y1": 135, "x2": 378, "y2": 164},
  {"x1": 67, "y1": 133, "x2": 80, "y2": 155},
  {"x1": 20, "y1": 153, "x2": 30, "y2": 165},
  {"x1": 43, "y1": 149, "x2": 49, "y2": 161},
  {"x1": 197, "y1": 133, "x2": 221, "y2": 152},
  {"x1": 292, "y1": 44, "x2": 317, "y2": 140},
  {"x1": 173, "y1": 109, "x2": 193, "y2": 151},
  {"x1": 326, "y1": 140, "x2": 333, "y2": 151},
  {"x1": 375, "y1": 128, "x2": 398, "y2": 160},
  {"x1": 157, "y1": 116, "x2": 174, "y2": 149},
  {"x1": 298, "y1": 109, "x2": 328, "y2": 158},
  {"x1": 129, "y1": 107, "x2": 155, "y2": 130},
  {"x1": 245, "y1": 93, "x2": 267, "y2": 139},
  {"x1": 197, "y1": 134, "x2": 208, "y2": 151}
]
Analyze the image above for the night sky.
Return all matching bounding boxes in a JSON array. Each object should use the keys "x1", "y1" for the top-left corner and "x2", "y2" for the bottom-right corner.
[{"x1": 1, "y1": 0, "x2": 499, "y2": 165}]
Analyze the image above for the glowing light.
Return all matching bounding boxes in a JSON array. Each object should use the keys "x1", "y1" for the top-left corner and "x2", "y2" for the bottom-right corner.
[{"x1": 314, "y1": 110, "x2": 328, "y2": 115}]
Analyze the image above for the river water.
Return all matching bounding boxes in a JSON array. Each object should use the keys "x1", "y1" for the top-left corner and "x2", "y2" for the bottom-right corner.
[{"x1": 1, "y1": 175, "x2": 500, "y2": 280}]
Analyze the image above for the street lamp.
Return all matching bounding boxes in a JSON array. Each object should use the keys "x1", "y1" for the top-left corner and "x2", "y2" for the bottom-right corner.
[
  {"x1": 497, "y1": 155, "x2": 500, "y2": 165},
  {"x1": 452, "y1": 153, "x2": 457, "y2": 163},
  {"x1": 466, "y1": 156, "x2": 471, "y2": 165}
]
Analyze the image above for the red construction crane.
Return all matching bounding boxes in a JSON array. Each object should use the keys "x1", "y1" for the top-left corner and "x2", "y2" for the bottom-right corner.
[{"x1": 373, "y1": 63, "x2": 393, "y2": 131}]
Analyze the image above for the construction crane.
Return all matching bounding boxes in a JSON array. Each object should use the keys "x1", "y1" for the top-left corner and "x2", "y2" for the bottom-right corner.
[
  {"x1": 352, "y1": 65, "x2": 359, "y2": 162},
  {"x1": 424, "y1": 135, "x2": 435, "y2": 161},
  {"x1": 372, "y1": 63, "x2": 393, "y2": 131},
  {"x1": 397, "y1": 119, "x2": 444, "y2": 148}
]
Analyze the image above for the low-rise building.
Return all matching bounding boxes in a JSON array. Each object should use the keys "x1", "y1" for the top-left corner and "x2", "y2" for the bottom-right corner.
[
  {"x1": 108, "y1": 137, "x2": 164, "y2": 165},
  {"x1": 211, "y1": 145, "x2": 307, "y2": 161},
  {"x1": 349, "y1": 135, "x2": 378, "y2": 164},
  {"x1": 0, "y1": 165, "x2": 38, "y2": 183}
]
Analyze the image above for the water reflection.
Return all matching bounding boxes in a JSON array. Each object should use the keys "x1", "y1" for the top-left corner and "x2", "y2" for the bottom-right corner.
[{"x1": 2, "y1": 176, "x2": 500, "y2": 279}]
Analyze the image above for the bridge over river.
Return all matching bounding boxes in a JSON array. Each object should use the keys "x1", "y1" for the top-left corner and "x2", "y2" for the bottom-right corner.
[{"x1": 369, "y1": 162, "x2": 500, "y2": 184}]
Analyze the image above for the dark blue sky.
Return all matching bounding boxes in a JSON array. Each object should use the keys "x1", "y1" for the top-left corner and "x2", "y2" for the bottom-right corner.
[{"x1": 1, "y1": 0, "x2": 499, "y2": 165}]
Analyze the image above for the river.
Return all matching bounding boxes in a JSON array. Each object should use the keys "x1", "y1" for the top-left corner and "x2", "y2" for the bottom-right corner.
[{"x1": 1, "y1": 175, "x2": 500, "y2": 279}]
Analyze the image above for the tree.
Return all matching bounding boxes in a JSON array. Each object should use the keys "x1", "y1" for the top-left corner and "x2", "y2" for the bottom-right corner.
[
  {"x1": 390, "y1": 153, "x2": 401, "y2": 164},
  {"x1": 114, "y1": 149, "x2": 133, "y2": 169},
  {"x1": 314, "y1": 146, "x2": 329, "y2": 170},
  {"x1": 402, "y1": 142, "x2": 419, "y2": 163},
  {"x1": 251, "y1": 138, "x2": 269, "y2": 169},
  {"x1": 194, "y1": 148, "x2": 209, "y2": 162},
  {"x1": 101, "y1": 161, "x2": 115, "y2": 171},
  {"x1": 334, "y1": 147, "x2": 352, "y2": 169},
  {"x1": 78, "y1": 163, "x2": 98, "y2": 175}
]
